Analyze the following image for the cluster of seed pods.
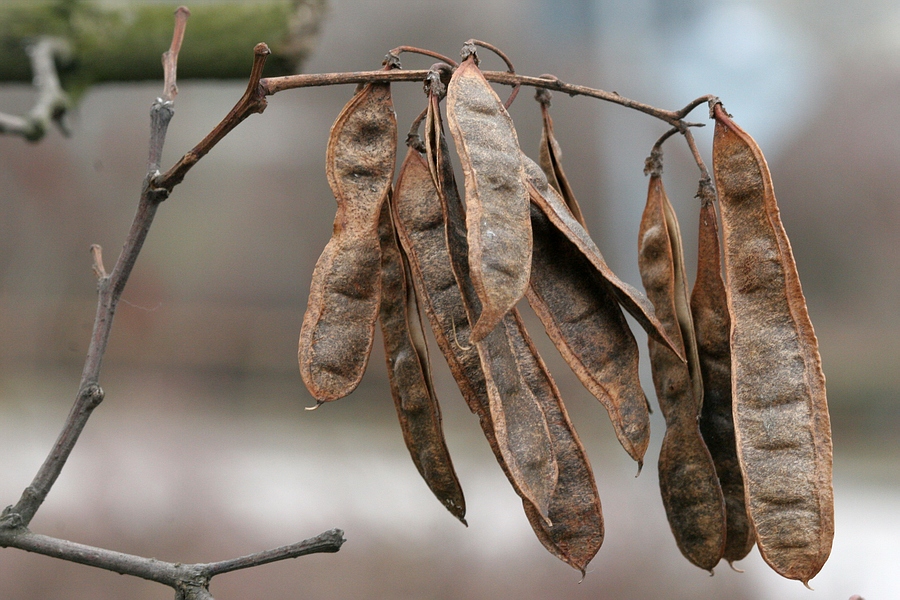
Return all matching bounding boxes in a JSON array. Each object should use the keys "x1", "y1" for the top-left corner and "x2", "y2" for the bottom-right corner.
[{"x1": 296, "y1": 42, "x2": 833, "y2": 584}]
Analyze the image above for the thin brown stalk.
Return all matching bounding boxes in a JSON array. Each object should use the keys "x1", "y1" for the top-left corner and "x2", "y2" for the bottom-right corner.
[{"x1": 153, "y1": 42, "x2": 272, "y2": 192}]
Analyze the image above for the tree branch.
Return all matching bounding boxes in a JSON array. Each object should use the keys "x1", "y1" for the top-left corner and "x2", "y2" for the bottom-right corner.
[
  {"x1": 0, "y1": 526, "x2": 345, "y2": 599},
  {"x1": 0, "y1": 36, "x2": 70, "y2": 141},
  {"x1": 1, "y1": 10, "x2": 347, "y2": 598}
]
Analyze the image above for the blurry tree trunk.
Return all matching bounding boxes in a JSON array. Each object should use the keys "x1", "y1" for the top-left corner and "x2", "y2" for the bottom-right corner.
[{"x1": 0, "y1": 0, "x2": 325, "y2": 94}]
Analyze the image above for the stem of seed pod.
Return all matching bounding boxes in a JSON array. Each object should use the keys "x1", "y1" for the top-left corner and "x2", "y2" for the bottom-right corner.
[
  {"x1": 681, "y1": 127, "x2": 710, "y2": 181},
  {"x1": 388, "y1": 45, "x2": 458, "y2": 68}
]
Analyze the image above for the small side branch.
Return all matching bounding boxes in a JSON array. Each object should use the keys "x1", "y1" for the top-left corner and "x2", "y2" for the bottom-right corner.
[
  {"x1": 153, "y1": 43, "x2": 271, "y2": 192},
  {"x1": 0, "y1": 37, "x2": 71, "y2": 141},
  {"x1": 0, "y1": 526, "x2": 344, "y2": 599},
  {"x1": 202, "y1": 529, "x2": 346, "y2": 577}
]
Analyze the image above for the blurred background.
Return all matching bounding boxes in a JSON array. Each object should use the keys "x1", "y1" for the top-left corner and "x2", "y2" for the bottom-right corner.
[{"x1": 1, "y1": 0, "x2": 897, "y2": 598}]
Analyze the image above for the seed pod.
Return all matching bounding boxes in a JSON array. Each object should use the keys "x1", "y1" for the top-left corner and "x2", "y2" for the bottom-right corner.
[
  {"x1": 638, "y1": 161, "x2": 726, "y2": 571},
  {"x1": 446, "y1": 53, "x2": 532, "y2": 343},
  {"x1": 377, "y1": 194, "x2": 466, "y2": 524},
  {"x1": 536, "y1": 89, "x2": 588, "y2": 228},
  {"x1": 522, "y1": 154, "x2": 683, "y2": 362},
  {"x1": 509, "y1": 310, "x2": 604, "y2": 575},
  {"x1": 437, "y1": 86, "x2": 556, "y2": 520},
  {"x1": 298, "y1": 80, "x2": 397, "y2": 402},
  {"x1": 395, "y1": 102, "x2": 602, "y2": 571},
  {"x1": 691, "y1": 180, "x2": 754, "y2": 564},
  {"x1": 712, "y1": 103, "x2": 833, "y2": 585},
  {"x1": 431, "y1": 99, "x2": 602, "y2": 566},
  {"x1": 522, "y1": 157, "x2": 650, "y2": 466}
]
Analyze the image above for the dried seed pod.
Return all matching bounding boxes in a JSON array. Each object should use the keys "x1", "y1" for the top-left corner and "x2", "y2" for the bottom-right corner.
[
  {"x1": 536, "y1": 88, "x2": 587, "y2": 228},
  {"x1": 377, "y1": 195, "x2": 466, "y2": 524},
  {"x1": 395, "y1": 102, "x2": 602, "y2": 571},
  {"x1": 712, "y1": 103, "x2": 833, "y2": 585},
  {"x1": 691, "y1": 180, "x2": 755, "y2": 564},
  {"x1": 431, "y1": 99, "x2": 601, "y2": 565},
  {"x1": 638, "y1": 162, "x2": 726, "y2": 571},
  {"x1": 446, "y1": 54, "x2": 532, "y2": 343},
  {"x1": 522, "y1": 154, "x2": 684, "y2": 362},
  {"x1": 509, "y1": 310, "x2": 604, "y2": 575},
  {"x1": 298, "y1": 80, "x2": 397, "y2": 402},
  {"x1": 436, "y1": 86, "x2": 556, "y2": 520},
  {"x1": 398, "y1": 136, "x2": 557, "y2": 517},
  {"x1": 522, "y1": 158, "x2": 650, "y2": 466}
]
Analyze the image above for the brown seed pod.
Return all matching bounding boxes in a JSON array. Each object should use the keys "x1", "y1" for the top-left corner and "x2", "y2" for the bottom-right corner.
[
  {"x1": 298, "y1": 80, "x2": 397, "y2": 402},
  {"x1": 690, "y1": 180, "x2": 755, "y2": 564},
  {"x1": 536, "y1": 88, "x2": 588, "y2": 228},
  {"x1": 509, "y1": 310, "x2": 604, "y2": 575},
  {"x1": 446, "y1": 54, "x2": 532, "y2": 343},
  {"x1": 522, "y1": 157, "x2": 650, "y2": 467},
  {"x1": 377, "y1": 194, "x2": 466, "y2": 524},
  {"x1": 638, "y1": 163, "x2": 727, "y2": 571},
  {"x1": 522, "y1": 154, "x2": 684, "y2": 362},
  {"x1": 394, "y1": 101, "x2": 602, "y2": 571},
  {"x1": 436, "y1": 87, "x2": 556, "y2": 520},
  {"x1": 712, "y1": 103, "x2": 833, "y2": 585}
]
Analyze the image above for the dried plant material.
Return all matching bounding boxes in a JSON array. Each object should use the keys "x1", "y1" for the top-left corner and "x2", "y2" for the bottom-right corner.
[
  {"x1": 436, "y1": 87, "x2": 556, "y2": 519},
  {"x1": 536, "y1": 89, "x2": 587, "y2": 228},
  {"x1": 396, "y1": 101, "x2": 602, "y2": 569},
  {"x1": 638, "y1": 164, "x2": 726, "y2": 571},
  {"x1": 298, "y1": 81, "x2": 397, "y2": 402},
  {"x1": 431, "y1": 99, "x2": 600, "y2": 565},
  {"x1": 522, "y1": 154, "x2": 683, "y2": 362},
  {"x1": 691, "y1": 181, "x2": 754, "y2": 564},
  {"x1": 712, "y1": 103, "x2": 833, "y2": 585},
  {"x1": 446, "y1": 54, "x2": 532, "y2": 343},
  {"x1": 509, "y1": 310, "x2": 604, "y2": 574},
  {"x1": 523, "y1": 161, "x2": 650, "y2": 466},
  {"x1": 377, "y1": 196, "x2": 466, "y2": 524}
]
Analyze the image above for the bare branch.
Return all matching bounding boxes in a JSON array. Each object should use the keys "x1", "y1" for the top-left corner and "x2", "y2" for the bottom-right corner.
[
  {"x1": 202, "y1": 529, "x2": 346, "y2": 577},
  {"x1": 0, "y1": 526, "x2": 344, "y2": 598},
  {"x1": 0, "y1": 37, "x2": 71, "y2": 141},
  {"x1": 4, "y1": 7, "x2": 189, "y2": 531},
  {"x1": 162, "y1": 7, "x2": 191, "y2": 103},
  {"x1": 259, "y1": 68, "x2": 713, "y2": 127},
  {"x1": 90, "y1": 245, "x2": 108, "y2": 280},
  {"x1": 153, "y1": 43, "x2": 271, "y2": 192}
]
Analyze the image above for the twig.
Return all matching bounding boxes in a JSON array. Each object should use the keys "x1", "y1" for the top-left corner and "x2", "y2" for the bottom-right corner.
[
  {"x1": 0, "y1": 37, "x2": 71, "y2": 141},
  {"x1": 153, "y1": 43, "x2": 271, "y2": 192},
  {"x1": 0, "y1": 526, "x2": 344, "y2": 597},
  {"x1": 681, "y1": 127, "x2": 710, "y2": 182},
  {"x1": 2, "y1": 11, "x2": 348, "y2": 599},
  {"x1": 260, "y1": 69, "x2": 713, "y2": 127},
  {"x1": 4, "y1": 3, "x2": 192, "y2": 533}
]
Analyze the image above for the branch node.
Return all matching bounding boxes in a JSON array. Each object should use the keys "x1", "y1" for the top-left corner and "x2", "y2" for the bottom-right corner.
[
  {"x1": 0, "y1": 506, "x2": 25, "y2": 531},
  {"x1": 80, "y1": 384, "x2": 105, "y2": 409}
]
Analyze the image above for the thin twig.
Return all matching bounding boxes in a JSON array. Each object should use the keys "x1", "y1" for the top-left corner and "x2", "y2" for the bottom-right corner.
[
  {"x1": 149, "y1": 6, "x2": 191, "y2": 174},
  {"x1": 153, "y1": 43, "x2": 271, "y2": 192},
  {"x1": 202, "y1": 529, "x2": 346, "y2": 577},
  {"x1": 90, "y1": 245, "x2": 107, "y2": 280},
  {"x1": 162, "y1": 7, "x2": 191, "y2": 103},
  {"x1": 0, "y1": 37, "x2": 71, "y2": 141},
  {"x1": 681, "y1": 127, "x2": 710, "y2": 181},
  {"x1": 388, "y1": 45, "x2": 457, "y2": 68},
  {"x1": 4, "y1": 6, "x2": 192, "y2": 531},
  {"x1": 0, "y1": 527, "x2": 344, "y2": 593},
  {"x1": 260, "y1": 68, "x2": 712, "y2": 127}
]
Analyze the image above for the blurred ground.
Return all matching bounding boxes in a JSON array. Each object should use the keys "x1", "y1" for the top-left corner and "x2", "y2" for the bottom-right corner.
[{"x1": 2, "y1": 0, "x2": 899, "y2": 598}]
